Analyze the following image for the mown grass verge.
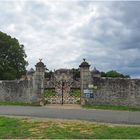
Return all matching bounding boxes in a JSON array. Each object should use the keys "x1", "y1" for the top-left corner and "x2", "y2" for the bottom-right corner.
[
  {"x1": 0, "y1": 101, "x2": 38, "y2": 106},
  {"x1": 82, "y1": 104, "x2": 140, "y2": 112},
  {"x1": 0, "y1": 116, "x2": 140, "y2": 139}
]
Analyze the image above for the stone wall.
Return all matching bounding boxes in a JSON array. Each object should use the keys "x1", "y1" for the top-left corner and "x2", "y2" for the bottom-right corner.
[
  {"x1": 0, "y1": 80, "x2": 35, "y2": 103},
  {"x1": 0, "y1": 71, "x2": 45, "y2": 105},
  {"x1": 84, "y1": 77, "x2": 140, "y2": 108}
]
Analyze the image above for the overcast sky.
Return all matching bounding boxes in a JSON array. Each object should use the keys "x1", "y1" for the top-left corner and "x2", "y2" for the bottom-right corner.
[{"x1": 0, "y1": 0, "x2": 140, "y2": 77}]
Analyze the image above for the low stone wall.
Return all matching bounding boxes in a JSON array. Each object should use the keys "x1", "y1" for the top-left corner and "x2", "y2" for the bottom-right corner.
[
  {"x1": 0, "y1": 79, "x2": 40, "y2": 104},
  {"x1": 84, "y1": 77, "x2": 140, "y2": 108}
]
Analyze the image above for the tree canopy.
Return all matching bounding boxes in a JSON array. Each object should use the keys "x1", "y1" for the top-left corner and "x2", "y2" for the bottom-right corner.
[
  {"x1": 0, "y1": 31, "x2": 28, "y2": 80},
  {"x1": 101, "y1": 70, "x2": 130, "y2": 78},
  {"x1": 71, "y1": 68, "x2": 80, "y2": 79}
]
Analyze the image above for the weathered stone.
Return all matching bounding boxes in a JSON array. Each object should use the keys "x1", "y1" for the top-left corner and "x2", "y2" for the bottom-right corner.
[
  {"x1": 1, "y1": 59, "x2": 140, "y2": 108},
  {"x1": 0, "y1": 60, "x2": 46, "y2": 105},
  {"x1": 79, "y1": 60, "x2": 140, "y2": 108}
]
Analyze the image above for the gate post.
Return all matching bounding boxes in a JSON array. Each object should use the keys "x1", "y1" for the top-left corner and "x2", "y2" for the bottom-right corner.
[
  {"x1": 32, "y1": 59, "x2": 46, "y2": 105},
  {"x1": 79, "y1": 59, "x2": 91, "y2": 105}
]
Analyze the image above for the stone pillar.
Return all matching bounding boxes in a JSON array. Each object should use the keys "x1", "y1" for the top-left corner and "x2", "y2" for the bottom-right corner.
[
  {"x1": 32, "y1": 59, "x2": 46, "y2": 105},
  {"x1": 79, "y1": 59, "x2": 91, "y2": 105}
]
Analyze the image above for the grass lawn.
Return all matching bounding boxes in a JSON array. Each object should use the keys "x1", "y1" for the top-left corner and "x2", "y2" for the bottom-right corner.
[
  {"x1": 0, "y1": 116, "x2": 140, "y2": 139},
  {"x1": 82, "y1": 104, "x2": 140, "y2": 111},
  {"x1": 0, "y1": 101, "x2": 38, "y2": 106},
  {"x1": 44, "y1": 89, "x2": 55, "y2": 98}
]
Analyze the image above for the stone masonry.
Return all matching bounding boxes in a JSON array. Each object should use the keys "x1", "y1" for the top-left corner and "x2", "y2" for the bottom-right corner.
[
  {"x1": 0, "y1": 59, "x2": 140, "y2": 108},
  {"x1": 79, "y1": 59, "x2": 140, "y2": 108},
  {"x1": 0, "y1": 60, "x2": 45, "y2": 105}
]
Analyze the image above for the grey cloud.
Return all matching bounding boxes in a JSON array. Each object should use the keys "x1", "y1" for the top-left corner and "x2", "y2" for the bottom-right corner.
[{"x1": 0, "y1": 1, "x2": 140, "y2": 77}]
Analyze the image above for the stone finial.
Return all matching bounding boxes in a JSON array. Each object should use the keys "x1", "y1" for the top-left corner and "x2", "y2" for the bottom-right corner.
[
  {"x1": 39, "y1": 58, "x2": 42, "y2": 62},
  {"x1": 35, "y1": 59, "x2": 45, "y2": 68},
  {"x1": 79, "y1": 58, "x2": 90, "y2": 68},
  {"x1": 83, "y1": 58, "x2": 86, "y2": 62}
]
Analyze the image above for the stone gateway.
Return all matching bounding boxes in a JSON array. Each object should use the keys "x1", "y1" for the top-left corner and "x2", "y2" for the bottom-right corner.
[{"x1": 0, "y1": 59, "x2": 140, "y2": 108}]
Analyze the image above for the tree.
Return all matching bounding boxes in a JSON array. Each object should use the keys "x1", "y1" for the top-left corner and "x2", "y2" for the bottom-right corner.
[
  {"x1": 71, "y1": 68, "x2": 80, "y2": 79},
  {"x1": 101, "y1": 71, "x2": 106, "y2": 77},
  {"x1": 0, "y1": 31, "x2": 28, "y2": 80},
  {"x1": 45, "y1": 70, "x2": 53, "y2": 79},
  {"x1": 101, "y1": 70, "x2": 130, "y2": 78},
  {"x1": 106, "y1": 70, "x2": 123, "y2": 78}
]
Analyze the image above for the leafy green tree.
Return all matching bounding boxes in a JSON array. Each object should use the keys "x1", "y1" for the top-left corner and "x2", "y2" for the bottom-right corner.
[
  {"x1": 0, "y1": 31, "x2": 28, "y2": 80},
  {"x1": 71, "y1": 68, "x2": 80, "y2": 79},
  {"x1": 124, "y1": 75, "x2": 130, "y2": 78},
  {"x1": 102, "y1": 70, "x2": 130, "y2": 78},
  {"x1": 101, "y1": 71, "x2": 106, "y2": 77},
  {"x1": 45, "y1": 70, "x2": 53, "y2": 79},
  {"x1": 106, "y1": 70, "x2": 122, "y2": 78}
]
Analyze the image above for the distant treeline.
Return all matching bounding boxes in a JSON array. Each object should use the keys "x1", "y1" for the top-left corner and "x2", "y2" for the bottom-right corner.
[{"x1": 100, "y1": 70, "x2": 130, "y2": 78}]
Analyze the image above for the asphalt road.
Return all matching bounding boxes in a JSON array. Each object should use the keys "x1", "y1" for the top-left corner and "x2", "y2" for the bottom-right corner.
[{"x1": 0, "y1": 105, "x2": 140, "y2": 124}]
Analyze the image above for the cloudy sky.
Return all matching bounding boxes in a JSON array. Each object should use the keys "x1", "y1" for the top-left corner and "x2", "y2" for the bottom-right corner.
[{"x1": 0, "y1": 0, "x2": 140, "y2": 77}]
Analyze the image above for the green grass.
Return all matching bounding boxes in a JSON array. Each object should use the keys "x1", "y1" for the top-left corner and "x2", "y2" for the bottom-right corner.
[
  {"x1": 0, "y1": 101, "x2": 38, "y2": 106},
  {"x1": 70, "y1": 89, "x2": 81, "y2": 97},
  {"x1": 82, "y1": 104, "x2": 140, "y2": 111},
  {"x1": 0, "y1": 116, "x2": 140, "y2": 139},
  {"x1": 44, "y1": 89, "x2": 55, "y2": 98}
]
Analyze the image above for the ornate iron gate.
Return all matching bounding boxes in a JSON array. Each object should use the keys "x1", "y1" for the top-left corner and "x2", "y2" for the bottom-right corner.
[{"x1": 44, "y1": 71, "x2": 81, "y2": 104}]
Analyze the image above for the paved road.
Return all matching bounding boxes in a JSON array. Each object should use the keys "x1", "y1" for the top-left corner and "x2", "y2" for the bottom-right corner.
[{"x1": 0, "y1": 105, "x2": 140, "y2": 124}]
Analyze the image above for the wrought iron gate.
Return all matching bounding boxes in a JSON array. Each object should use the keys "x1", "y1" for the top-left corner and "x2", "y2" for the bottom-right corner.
[{"x1": 44, "y1": 77, "x2": 80, "y2": 104}]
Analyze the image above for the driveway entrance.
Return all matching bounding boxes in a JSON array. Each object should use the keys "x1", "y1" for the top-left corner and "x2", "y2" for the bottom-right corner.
[{"x1": 44, "y1": 69, "x2": 81, "y2": 104}]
